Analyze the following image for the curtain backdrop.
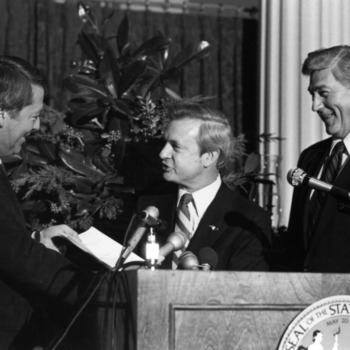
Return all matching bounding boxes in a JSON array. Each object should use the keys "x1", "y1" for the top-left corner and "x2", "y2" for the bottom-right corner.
[{"x1": 0, "y1": 0, "x2": 258, "y2": 138}]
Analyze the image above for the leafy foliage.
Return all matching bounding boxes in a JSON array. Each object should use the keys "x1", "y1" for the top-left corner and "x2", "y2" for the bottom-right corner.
[{"x1": 7, "y1": 2, "x2": 212, "y2": 232}]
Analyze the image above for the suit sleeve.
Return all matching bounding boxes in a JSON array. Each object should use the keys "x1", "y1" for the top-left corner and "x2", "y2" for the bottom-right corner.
[
  {"x1": 0, "y1": 170, "x2": 83, "y2": 302},
  {"x1": 226, "y1": 211, "x2": 270, "y2": 271},
  {"x1": 218, "y1": 197, "x2": 271, "y2": 271}
]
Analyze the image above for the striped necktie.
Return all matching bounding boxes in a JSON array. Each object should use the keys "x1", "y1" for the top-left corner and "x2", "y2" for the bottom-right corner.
[
  {"x1": 172, "y1": 193, "x2": 193, "y2": 269},
  {"x1": 308, "y1": 141, "x2": 345, "y2": 236}
]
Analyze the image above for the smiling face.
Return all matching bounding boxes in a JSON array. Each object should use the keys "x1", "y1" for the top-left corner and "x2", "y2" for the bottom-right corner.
[
  {"x1": 0, "y1": 84, "x2": 43, "y2": 156},
  {"x1": 309, "y1": 68, "x2": 350, "y2": 139},
  {"x1": 159, "y1": 118, "x2": 218, "y2": 192}
]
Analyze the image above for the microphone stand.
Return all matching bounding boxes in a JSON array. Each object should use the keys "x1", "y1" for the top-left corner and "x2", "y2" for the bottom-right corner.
[{"x1": 144, "y1": 228, "x2": 160, "y2": 271}]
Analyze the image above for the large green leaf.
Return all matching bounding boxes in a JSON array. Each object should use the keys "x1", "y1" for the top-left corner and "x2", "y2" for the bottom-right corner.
[
  {"x1": 110, "y1": 99, "x2": 131, "y2": 117},
  {"x1": 168, "y1": 42, "x2": 211, "y2": 70},
  {"x1": 36, "y1": 141, "x2": 57, "y2": 163},
  {"x1": 68, "y1": 101, "x2": 107, "y2": 126},
  {"x1": 69, "y1": 175, "x2": 95, "y2": 194},
  {"x1": 64, "y1": 75, "x2": 108, "y2": 98},
  {"x1": 78, "y1": 32, "x2": 100, "y2": 64},
  {"x1": 118, "y1": 60, "x2": 147, "y2": 96},
  {"x1": 134, "y1": 69, "x2": 161, "y2": 97},
  {"x1": 117, "y1": 15, "x2": 129, "y2": 54},
  {"x1": 77, "y1": 1, "x2": 99, "y2": 34},
  {"x1": 133, "y1": 35, "x2": 171, "y2": 57},
  {"x1": 92, "y1": 155, "x2": 115, "y2": 174},
  {"x1": 59, "y1": 148, "x2": 106, "y2": 180},
  {"x1": 98, "y1": 47, "x2": 120, "y2": 97}
]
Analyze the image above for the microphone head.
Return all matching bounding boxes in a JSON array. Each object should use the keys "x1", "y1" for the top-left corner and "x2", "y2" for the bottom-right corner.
[
  {"x1": 138, "y1": 206, "x2": 166, "y2": 229},
  {"x1": 144, "y1": 206, "x2": 160, "y2": 218},
  {"x1": 287, "y1": 167, "x2": 307, "y2": 187},
  {"x1": 167, "y1": 231, "x2": 187, "y2": 250},
  {"x1": 178, "y1": 251, "x2": 199, "y2": 270},
  {"x1": 198, "y1": 247, "x2": 218, "y2": 270}
]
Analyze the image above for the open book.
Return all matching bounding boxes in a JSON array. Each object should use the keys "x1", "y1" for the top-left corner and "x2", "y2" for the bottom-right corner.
[{"x1": 55, "y1": 226, "x2": 144, "y2": 270}]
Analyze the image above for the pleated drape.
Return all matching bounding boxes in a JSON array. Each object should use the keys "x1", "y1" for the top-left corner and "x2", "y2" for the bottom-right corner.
[{"x1": 0, "y1": 0, "x2": 256, "y2": 138}]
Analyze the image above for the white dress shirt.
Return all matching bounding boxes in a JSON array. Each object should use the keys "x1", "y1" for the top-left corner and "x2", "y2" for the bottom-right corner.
[{"x1": 177, "y1": 175, "x2": 221, "y2": 236}]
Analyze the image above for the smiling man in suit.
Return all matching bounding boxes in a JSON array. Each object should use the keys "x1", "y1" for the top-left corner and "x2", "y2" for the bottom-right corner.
[
  {"x1": 138, "y1": 101, "x2": 271, "y2": 271},
  {"x1": 288, "y1": 45, "x2": 350, "y2": 273}
]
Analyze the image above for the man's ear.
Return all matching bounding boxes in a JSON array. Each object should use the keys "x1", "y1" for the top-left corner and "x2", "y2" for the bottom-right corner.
[{"x1": 202, "y1": 150, "x2": 219, "y2": 167}]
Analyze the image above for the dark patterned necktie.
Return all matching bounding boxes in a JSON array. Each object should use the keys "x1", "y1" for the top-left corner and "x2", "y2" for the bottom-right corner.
[
  {"x1": 308, "y1": 141, "x2": 345, "y2": 235},
  {"x1": 172, "y1": 193, "x2": 193, "y2": 269}
]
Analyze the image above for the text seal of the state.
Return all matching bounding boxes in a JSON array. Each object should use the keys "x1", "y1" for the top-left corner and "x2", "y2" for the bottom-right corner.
[{"x1": 278, "y1": 295, "x2": 350, "y2": 350}]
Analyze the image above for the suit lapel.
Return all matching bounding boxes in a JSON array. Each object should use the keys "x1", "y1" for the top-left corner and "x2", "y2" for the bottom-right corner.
[
  {"x1": 302, "y1": 140, "x2": 331, "y2": 245},
  {"x1": 306, "y1": 140, "x2": 350, "y2": 254},
  {"x1": 187, "y1": 184, "x2": 231, "y2": 253}
]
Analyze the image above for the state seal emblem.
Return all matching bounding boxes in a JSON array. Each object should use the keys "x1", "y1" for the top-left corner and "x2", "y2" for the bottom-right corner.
[{"x1": 278, "y1": 295, "x2": 350, "y2": 350}]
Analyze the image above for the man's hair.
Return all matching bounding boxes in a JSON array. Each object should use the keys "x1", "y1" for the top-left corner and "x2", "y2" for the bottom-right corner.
[
  {"x1": 0, "y1": 56, "x2": 46, "y2": 113},
  {"x1": 166, "y1": 101, "x2": 234, "y2": 169},
  {"x1": 302, "y1": 45, "x2": 350, "y2": 87}
]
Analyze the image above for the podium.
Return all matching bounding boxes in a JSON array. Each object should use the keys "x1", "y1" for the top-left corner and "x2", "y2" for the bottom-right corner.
[{"x1": 69, "y1": 270, "x2": 350, "y2": 350}]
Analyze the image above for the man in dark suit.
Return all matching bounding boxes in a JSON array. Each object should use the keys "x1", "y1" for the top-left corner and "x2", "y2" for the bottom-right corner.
[
  {"x1": 288, "y1": 45, "x2": 350, "y2": 273},
  {"x1": 138, "y1": 101, "x2": 271, "y2": 271},
  {"x1": 0, "y1": 56, "x2": 91, "y2": 349}
]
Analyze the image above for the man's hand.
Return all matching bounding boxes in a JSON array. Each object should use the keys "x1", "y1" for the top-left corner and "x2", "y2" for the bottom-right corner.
[{"x1": 39, "y1": 225, "x2": 81, "y2": 253}]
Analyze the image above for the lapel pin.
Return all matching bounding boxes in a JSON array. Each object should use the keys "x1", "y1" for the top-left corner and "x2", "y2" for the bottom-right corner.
[{"x1": 208, "y1": 225, "x2": 219, "y2": 231}]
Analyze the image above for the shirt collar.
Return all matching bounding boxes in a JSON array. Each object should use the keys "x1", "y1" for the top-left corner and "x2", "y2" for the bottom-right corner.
[
  {"x1": 178, "y1": 175, "x2": 222, "y2": 218},
  {"x1": 331, "y1": 133, "x2": 350, "y2": 155}
]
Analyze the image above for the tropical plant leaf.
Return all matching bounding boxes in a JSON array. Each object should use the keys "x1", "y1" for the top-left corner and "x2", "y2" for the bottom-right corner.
[
  {"x1": 59, "y1": 148, "x2": 106, "y2": 180},
  {"x1": 77, "y1": 1, "x2": 99, "y2": 34},
  {"x1": 98, "y1": 47, "x2": 120, "y2": 97},
  {"x1": 69, "y1": 175, "x2": 95, "y2": 194},
  {"x1": 110, "y1": 99, "x2": 131, "y2": 117},
  {"x1": 101, "y1": 9, "x2": 115, "y2": 27},
  {"x1": 168, "y1": 43, "x2": 211, "y2": 70},
  {"x1": 92, "y1": 155, "x2": 115, "y2": 174},
  {"x1": 63, "y1": 75, "x2": 108, "y2": 98},
  {"x1": 68, "y1": 101, "x2": 107, "y2": 126},
  {"x1": 78, "y1": 32, "x2": 100, "y2": 64},
  {"x1": 36, "y1": 141, "x2": 57, "y2": 163},
  {"x1": 117, "y1": 15, "x2": 129, "y2": 54},
  {"x1": 118, "y1": 60, "x2": 147, "y2": 95},
  {"x1": 25, "y1": 152, "x2": 51, "y2": 167},
  {"x1": 133, "y1": 35, "x2": 171, "y2": 57}
]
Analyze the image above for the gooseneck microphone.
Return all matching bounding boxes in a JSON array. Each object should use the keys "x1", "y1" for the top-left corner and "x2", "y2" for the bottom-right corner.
[
  {"x1": 287, "y1": 167, "x2": 350, "y2": 201},
  {"x1": 138, "y1": 208, "x2": 167, "y2": 230},
  {"x1": 178, "y1": 251, "x2": 200, "y2": 270},
  {"x1": 198, "y1": 247, "x2": 218, "y2": 271},
  {"x1": 158, "y1": 231, "x2": 187, "y2": 264},
  {"x1": 116, "y1": 206, "x2": 160, "y2": 269}
]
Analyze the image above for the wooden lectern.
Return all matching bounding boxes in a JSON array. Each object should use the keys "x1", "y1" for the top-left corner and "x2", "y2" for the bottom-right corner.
[{"x1": 67, "y1": 270, "x2": 350, "y2": 350}]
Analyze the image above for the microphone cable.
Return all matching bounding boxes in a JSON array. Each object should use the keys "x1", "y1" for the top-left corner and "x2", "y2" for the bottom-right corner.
[{"x1": 44, "y1": 269, "x2": 109, "y2": 350}]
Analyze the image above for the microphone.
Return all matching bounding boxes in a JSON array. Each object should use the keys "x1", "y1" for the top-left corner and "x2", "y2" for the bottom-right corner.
[
  {"x1": 116, "y1": 206, "x2": 159, "y2": 269},
  {"x1": 198, "y1": 247, "x2": 218, "y2": 271},
  {"x1": 158, "y1": 231, "x2": 187, "y2": 264},
  {"x1": 287, "y1": 167, "x2": 350, "y2": 201},
  {"x1": 178, "y1": 251, "x2": 200, "y2": 270},
  {"x1": 138, "y1": 209, "x2": 167, "y2": 230}
]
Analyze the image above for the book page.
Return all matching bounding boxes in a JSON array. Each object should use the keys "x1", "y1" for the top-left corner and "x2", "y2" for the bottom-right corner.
[{"x1": 78, "y1": 227, "x2": 144, "y2": 269}]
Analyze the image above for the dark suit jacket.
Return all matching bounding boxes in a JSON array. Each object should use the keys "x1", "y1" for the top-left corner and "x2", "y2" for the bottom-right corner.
[
  {"x1": 288, "y1": 137, "x2": 350, "y2": 272},
  {"x1": 138, "y1": 183, "x2": 271, "y2": 271},
  {"x1": 0, "y1": 167, "x2": 89, "y2": 349}
]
